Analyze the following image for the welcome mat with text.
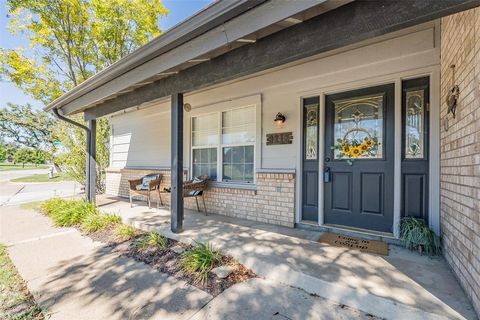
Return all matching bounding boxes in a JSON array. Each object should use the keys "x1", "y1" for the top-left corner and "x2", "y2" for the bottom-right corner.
[{"x1": 319, "y1": 233, "x2": 389, "y2": 256}]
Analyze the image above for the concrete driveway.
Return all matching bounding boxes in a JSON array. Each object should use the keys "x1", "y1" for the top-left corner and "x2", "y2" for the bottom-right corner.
[
  {"x1": 1, "y1": 206, "x2": 380, "y2": 320},
  {"x1": 0, "y1": 169, "x2": 81, "y2": 206}
]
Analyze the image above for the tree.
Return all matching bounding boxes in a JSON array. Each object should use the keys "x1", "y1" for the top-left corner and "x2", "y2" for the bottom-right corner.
[
  {"x1": 0, "y1": 145, "x2": 7, "y2": 162},
  {"x1": 31, "y1": 149, "x2": 48, "y2": 165},
  {"x1": 1, "y1": 0, "x2": 168, "y2": 191},
  {"x1": 13, "y1": 148, "x2": 33, "y2": 167},
  {"x1": 0, "y1": 103, "x2": 58, "y2": 151},
  {"x1": 55, "y1": 117, "x2": 109, "y2": 191},
  {"x1": 1, "y1": 0, "x2": 168, "y2": 104},
  {"x1": 1, "y1": 143, "x2": 19, "y2": 162}
]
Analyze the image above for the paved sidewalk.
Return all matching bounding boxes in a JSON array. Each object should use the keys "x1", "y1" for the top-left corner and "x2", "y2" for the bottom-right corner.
[
  {"x1": 0, "y1": 207, "x2": 211, "y2": 320},
  {"x1": 1, "y1": 206, "x2": 385, "y2": 320},
  {"x1": 99, "y1": 195, "x2": 478, "y2": 320}
]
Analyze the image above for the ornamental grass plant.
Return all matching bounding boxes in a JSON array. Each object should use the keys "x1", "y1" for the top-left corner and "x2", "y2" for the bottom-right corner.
[
  {"x1": 135, "y1": 231, "x2": 168, "y2": 250},
  {"x1": 180, "y1": 242, "x2": 220, "y2": 284},
  {"x1": 400, "y1": 216, "x2": 441, "y2": 255},
  {"x1": 40, "y1": 198, "x2": 96, "y2": 227},
  {"x1": 115, "y1": 224, "x2": 137, "y2": 240},
  {"x1": 80, "y1": 213, "x2": 121, "y2": 233}
]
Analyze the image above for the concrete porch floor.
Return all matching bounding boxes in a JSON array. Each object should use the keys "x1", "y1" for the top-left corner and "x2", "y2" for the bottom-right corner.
[{"x1": 98, "y1": 195, "x2": 477, "y2": 320}]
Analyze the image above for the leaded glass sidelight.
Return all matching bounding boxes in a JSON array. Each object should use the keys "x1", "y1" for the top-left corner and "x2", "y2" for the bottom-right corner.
[
  {"x1": 405, "y1": 90, "x2": 425, "y2": 159},
  {"x1": 333, "y1": 94, "x2": 384, "y2": 159},
  {"x1": 305, "y1": 104, "x2": 318, "y2": 160}
]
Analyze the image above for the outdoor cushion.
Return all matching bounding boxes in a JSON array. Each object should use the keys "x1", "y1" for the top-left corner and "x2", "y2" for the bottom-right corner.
[
  {"x1": 188, "y1": 190, "x2": 203, "y2": 196},
  {"x1": 141, "y1": 175, "x2": 159, "y2": 190}
]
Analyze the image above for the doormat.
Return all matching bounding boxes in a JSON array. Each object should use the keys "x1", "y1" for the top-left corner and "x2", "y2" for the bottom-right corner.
[{"x1": 319, "y1": 233, "x2": 388, "y2": 256}]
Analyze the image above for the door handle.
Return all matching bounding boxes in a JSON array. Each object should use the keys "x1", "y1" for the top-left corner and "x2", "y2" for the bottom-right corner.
[{"x1": 324, "y1": 167, "x2": 331, "y2": 183}]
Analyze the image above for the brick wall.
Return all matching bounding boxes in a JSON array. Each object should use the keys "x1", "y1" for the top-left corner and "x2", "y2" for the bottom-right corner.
[
  {"x1": 106, "y1": 168, "x2": 295, "y2": 227},
  {"x1": 440, "y1": 8, "x2": 480, "y2": 315}
]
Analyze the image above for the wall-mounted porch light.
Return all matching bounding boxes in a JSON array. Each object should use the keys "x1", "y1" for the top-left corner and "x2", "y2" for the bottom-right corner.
[{"x1": 274, "y1": 112, "x2": 286, "y2": 129}]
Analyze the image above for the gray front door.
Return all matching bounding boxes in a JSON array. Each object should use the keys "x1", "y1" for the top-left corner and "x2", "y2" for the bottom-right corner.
[{"x1": 324, "y1": 84, "x2": 395, "y2": 233}]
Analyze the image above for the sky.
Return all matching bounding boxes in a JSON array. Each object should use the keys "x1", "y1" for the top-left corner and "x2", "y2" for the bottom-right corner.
[{"x1": 0, "y1": 0, "x2": 214, "y2": 110}]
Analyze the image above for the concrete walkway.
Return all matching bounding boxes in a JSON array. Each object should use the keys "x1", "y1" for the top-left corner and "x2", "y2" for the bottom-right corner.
[
  {"x1": 99, "y1": 195, "x2": 478, "y2": 320},
  {"x1": 0, "y1": 205, "x2": 383, "y2": 320}
]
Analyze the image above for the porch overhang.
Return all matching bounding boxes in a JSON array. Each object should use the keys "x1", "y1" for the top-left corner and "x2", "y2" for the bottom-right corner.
[
  {"x1": 46, "y1": 0, "x2": 351, "y2": 117},
  {"x1": 46, "y1": 0, "x2": 480, "y2": 120}
]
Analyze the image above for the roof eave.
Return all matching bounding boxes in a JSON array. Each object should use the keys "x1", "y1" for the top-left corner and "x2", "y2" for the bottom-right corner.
[{"x1": 45, "y1": 0, "x2": 265, "y2": 113}]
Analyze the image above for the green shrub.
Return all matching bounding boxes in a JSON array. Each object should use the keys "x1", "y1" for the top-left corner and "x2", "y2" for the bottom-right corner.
[
  {"x1": 115, "y1": 224, "x2": 137, "y2": 240},
  {"x1": 400, "y1": 217, "x2": 441, "y2": 255},
  {"x1": 41, "y1": 198, "x2": 96, "y2": 227},
  {"x1": 135, "y1": 231, "x2": 168, "y2": 250},
  {"x1": 180, "y1": 242, "x2": 220, "y2": 284},
  {"x1": 80, "y1": 213, "x2": 121, "y2": 233}
]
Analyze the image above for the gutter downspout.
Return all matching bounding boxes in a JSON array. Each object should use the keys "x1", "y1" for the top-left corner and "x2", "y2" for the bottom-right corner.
[{"x1": 52, "y1": 108, "x2": 95, "y2": 203}]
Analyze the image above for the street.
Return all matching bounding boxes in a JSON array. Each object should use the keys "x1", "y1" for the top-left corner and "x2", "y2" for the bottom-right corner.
[{"x1": 0, "y1": 169, "x2": 81, "y2": 207}]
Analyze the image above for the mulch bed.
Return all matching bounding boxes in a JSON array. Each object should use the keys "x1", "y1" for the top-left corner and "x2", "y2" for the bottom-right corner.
[{"x1": 84, "y1": 226, "x2": 256, "y2": 296}]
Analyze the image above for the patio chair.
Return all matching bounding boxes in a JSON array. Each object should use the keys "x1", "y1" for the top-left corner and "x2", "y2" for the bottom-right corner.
[
  {"x1": 183, "y1": 175, "x2": 209, "y2": 214},
  {"x1": 128, "y1": 173, "x2": 163, "y2": 208}
]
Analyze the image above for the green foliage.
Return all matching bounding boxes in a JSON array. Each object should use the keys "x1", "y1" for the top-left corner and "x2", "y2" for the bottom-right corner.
[
  {"x1": 1, "y1": 0, "x2": 168, "y2": 103},
  {"x1": 114, "y1": 224, "x2": 137, "y2": 240},
  {"x1": 10, "y1": 172, "x2": 73, "y2": 183},
  {"x1": 0, "y1": 143, "x2": 18, "y2": 162},
  {"x1": 180, "y1": 242, "x2": 220, "y2": 284},
  {"x1": 135, "y1": 231, "x2": 168, "y2": 250},
  {"x1": 1, "y1": 0, "x2": 169, "y2": 192},
  {"x1": 0, "y1": 145, "x2": 6, "y2": 162},
  {"x1": 0, "y1": 163, "x2": 48, "y2": 171},
  {"x1": 41, "y1": 198, "x2": 97, "y2": 227},
  {"x1": 54, "y1": 116, "x2": 110, "y2": 192},
  {"x1": 80, "y1": 213, "x2": 121, "y2": 233},
  {"x1": 12, "y1": 148, "x2": 48, "y2": 167},
  {"x1": 400, "y1": 217, "x2": 441, "y2": 255},
  {"x1": 0, "y1": 103, "x2": 58, "y2": 153}
]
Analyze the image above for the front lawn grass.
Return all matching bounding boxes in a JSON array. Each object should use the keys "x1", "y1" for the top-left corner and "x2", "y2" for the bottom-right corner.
[
  {"x1": 0, "y1": 244, "x2": 45, "y2": 319},
  {"x1": 0, "y1": 164, "x2": 48, "y2": 171},
  {"x1": 11, "y1": 172, "x2": 74, "y2": 183}
]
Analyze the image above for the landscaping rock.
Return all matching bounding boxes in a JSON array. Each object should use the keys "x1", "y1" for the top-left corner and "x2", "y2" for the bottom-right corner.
[
  {"x1": 211, "y1": 265, "x2": 234, "y2": 279},
  {"x1": 171, "y1": 245, "x2": 185, "y2": 254}
]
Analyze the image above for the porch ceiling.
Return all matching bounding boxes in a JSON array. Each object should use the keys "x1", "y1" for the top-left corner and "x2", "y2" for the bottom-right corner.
[
  {"x1": 47, "y1": 0, "x2": 348, "y2": 117},
  {"x1": 48, "y1": 0, "x2": 480, "y2": 120}
]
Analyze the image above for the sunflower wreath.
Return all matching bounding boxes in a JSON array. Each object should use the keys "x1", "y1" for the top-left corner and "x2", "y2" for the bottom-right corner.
[{"x1": 333, "y1": 128, "x2": 379, "y2": 164}]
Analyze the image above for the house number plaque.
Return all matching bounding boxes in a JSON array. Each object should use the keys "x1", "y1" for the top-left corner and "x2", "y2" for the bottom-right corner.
[{"x1": 266, "y1": 132, "x2": 293, "y2": 145}]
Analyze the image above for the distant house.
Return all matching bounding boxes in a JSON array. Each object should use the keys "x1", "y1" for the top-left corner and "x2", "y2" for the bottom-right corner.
[{"x1": 46, "y1": 1, "x2": 480, "y2": 315}]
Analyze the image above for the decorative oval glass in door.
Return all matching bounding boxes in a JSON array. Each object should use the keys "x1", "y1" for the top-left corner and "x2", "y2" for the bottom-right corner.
[{"x1": 333, "y1": 94, "x2": 384, "y2": 160}]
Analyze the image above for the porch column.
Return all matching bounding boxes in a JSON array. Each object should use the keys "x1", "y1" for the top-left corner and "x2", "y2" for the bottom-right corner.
[
  {"x1": 86, "y1": 119, "x2": 97, "y2": 203},
  {"x1": 171, "y1": 93, "x2": 184, "y2": 233}
]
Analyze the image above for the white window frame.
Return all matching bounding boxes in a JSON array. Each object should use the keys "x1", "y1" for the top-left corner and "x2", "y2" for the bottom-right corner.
[
  {"x1": 188, "y1": 95, "x2": 261, "y2": 185},
  {"x1": 191, "y1": 111, "x2": 219, "y2": 181}
]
